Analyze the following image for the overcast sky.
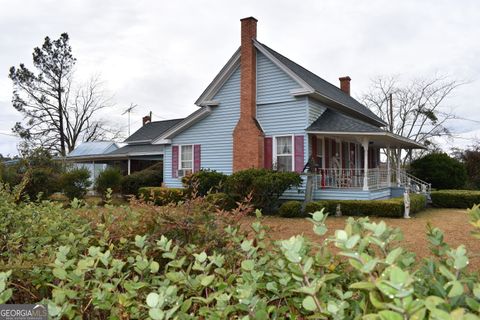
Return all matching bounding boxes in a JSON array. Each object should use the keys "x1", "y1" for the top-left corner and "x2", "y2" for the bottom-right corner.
[{"x1": 1, "y1": 0, "x2": 479, "y2": 156}]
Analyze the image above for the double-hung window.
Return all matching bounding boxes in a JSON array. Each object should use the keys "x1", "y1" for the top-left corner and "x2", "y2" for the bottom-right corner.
[
  {"x1": 275, "y1": 136, "x2": 293, "y2": 172},
  {"x1": 180, "y1": 145, "x2": 193, "y2": 174}
]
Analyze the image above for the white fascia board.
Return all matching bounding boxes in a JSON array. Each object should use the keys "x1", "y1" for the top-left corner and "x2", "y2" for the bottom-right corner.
[
  {"x1": 151, "y1": 107, "x2": 212, "y2": 144},
  {"x1": 195, "y1": 49, "x2": 241, "y2": 106},
  {"x1": 253, "y1": 40, "x2": 314, "y2": 93}
]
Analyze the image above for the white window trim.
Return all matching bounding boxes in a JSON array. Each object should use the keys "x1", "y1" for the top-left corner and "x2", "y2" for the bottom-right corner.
[
  {"x1": 178, "y1": 144, "x2": 194, "y2": 171},
  {"x1": 273, "y1": 135, "x2": 295, "y2": 172}
]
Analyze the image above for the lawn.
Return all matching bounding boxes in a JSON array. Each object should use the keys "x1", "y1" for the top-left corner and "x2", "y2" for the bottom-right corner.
[{"x1": 243, "y1": 208, "x2": 480, "y2": 269}]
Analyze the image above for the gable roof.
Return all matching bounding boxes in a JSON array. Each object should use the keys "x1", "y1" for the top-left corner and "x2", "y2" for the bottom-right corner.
[
  {"x1": 194, "y1": 40, "x2": 386, "y2": 127},
  {"x1": 68, "y1": 141, "x2": 119, "y2": 157},
  {"x1": 125, "y1": 119, "x2": 184, "y2": 143},
  {"x1": 256, "y1": 41, "x2": 386, "y2": 127},
  {"x1": 307, "y1": 109, "x2": 384, "y2": 133}
]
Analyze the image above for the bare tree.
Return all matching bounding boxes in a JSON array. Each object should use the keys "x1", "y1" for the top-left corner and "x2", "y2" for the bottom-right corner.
[
  {"x1": 9, "y1": 33, "x2": 122, "y2": 156},
  {"x1": 362, "y1": 75, "x2": 463, "y2": 165}
]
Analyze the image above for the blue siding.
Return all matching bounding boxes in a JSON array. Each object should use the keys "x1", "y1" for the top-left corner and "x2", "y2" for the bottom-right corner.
[
  {"x1": 257, "y1": 52, "x2": 302, "y2": 104},
  {"x1": 163, "y1": 66, "x2": 241, "y2": 187},
  {"x1": 307, "y1": 97, "x2": 327, "y2": 125},
  {"x1": 256, "y1": 50, "x2": 309, "y2": 167}
]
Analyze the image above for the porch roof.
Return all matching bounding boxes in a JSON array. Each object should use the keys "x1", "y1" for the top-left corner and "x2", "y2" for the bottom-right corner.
[
  {"x1": 66, "y1": 144, "x2": 164, "y2": 162},
  {"x1": 307, "y1": 109, "x2": 424, "y2": 149}
]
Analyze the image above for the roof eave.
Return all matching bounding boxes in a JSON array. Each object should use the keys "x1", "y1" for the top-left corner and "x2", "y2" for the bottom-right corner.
[
  {"x1": 305, "y1": 130, "x2": 425, "y2": 149},
  {"x1": 151, "y1": 106, "x2": 213, "y2": 143},
  {"x1": 195, "y1": 48, "x2": 241, "y2": 106}
]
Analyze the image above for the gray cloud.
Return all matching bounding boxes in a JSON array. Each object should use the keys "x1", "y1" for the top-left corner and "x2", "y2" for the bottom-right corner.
[{"x1": 1, "y1": 0, "x2": 479, "y2": 155}]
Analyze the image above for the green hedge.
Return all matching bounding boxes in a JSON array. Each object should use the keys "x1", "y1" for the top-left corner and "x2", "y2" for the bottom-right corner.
[
  {"x1": 138, "y1": 187, "x2": 184, "y2": 206},
  {"x1": 431, "y1": 190, "x2": 480, "y2": 208},
  {"x1": 304, "y1": 194, "x2": 427, "y2": 218},
  {"x1": 278, "y1": 200, "x2": 303, "y2": 218}
]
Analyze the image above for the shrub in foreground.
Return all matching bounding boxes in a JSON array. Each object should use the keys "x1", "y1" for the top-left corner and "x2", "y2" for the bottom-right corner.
[
  {"x1": 60, "y1": 168, "x2": 91, "y2": 200},
  {"x1": 431, "y1": 189, "x2": 480, "y2": 208},
  {"x1": 95, "y1": 167, "x2": 122, "y2": 194},
  {"x1": 1, "y1": 181, "x2": 480, "y2": 318}
]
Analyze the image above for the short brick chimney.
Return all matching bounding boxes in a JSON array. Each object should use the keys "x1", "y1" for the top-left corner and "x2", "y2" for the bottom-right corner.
[
  {"x1": 142, "y1": 115, "x2": 151, "y2": 126},
  {"x1": 232, "y1": 17, "x2": 264, "y2": 171},
  {"x1": 339, "y1": 76, "x2": 351, "y2": 95}
]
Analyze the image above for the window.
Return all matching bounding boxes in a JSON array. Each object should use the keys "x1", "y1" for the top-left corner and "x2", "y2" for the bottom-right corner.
[
  {"x1": 180, "y1": 145, "x2": 193, "y2": 171},
  {"x1": 275, "y1": 136, "x2": 293, "y2": 172}
]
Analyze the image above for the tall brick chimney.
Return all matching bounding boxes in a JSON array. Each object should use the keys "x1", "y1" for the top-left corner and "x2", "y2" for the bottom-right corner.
[
  {"x1": 339, "y1": 76, "x2": 351, "y2": 95},
  {"x1": 232, "y1": 17, "x2": 264, "y2": 171}
]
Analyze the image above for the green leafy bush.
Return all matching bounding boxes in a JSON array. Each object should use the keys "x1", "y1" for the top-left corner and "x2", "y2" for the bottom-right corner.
[
  {"x1": 225, "y1": 168, "x2": 302, "y2": 213},
  {"x1": 182, "y1": 169, "x2": 227, "y2": 196},
  {"x1": 60, "y1": 168, "x2": 92, "y2": 200},
  {"x1": 121, "y1": 163, "x2": 163, "y2": 195},
  {"x1": 25, "y1": 166, "x2": 61, "y2": 200},
  {"x1": 409, "y1": 153, "x2": 467, "y2": 189},
  {"x1": 278, "y1": 200, "x2": 303, "y2": 218},
  {"x1": 2, "y1": 181, "x2": 480, "y2": 318},
  {"x1": 138, "y1": 187, "x2": 184, "y2": 205},
  {"x1": 95, "y1": 167, "x2": 122, "y2": 194},
  {"x1": 431, "y1": 189, "x2": 480, "y2": 208},
  {"x1": 205, "y1": 192, "x2": 235, "y2": 210},
  {"x1": 304, "y1": 194, "x2": 426, "y2": 217}
]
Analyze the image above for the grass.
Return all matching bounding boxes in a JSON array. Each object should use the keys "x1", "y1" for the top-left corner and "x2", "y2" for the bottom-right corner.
[{"x1": 242, "y1": 208, "x2": 480, "y2": 269}]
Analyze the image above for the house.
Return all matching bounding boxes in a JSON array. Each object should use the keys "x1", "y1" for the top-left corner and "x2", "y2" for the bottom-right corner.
[{"x1": 68, "y1": 17, "x2": 429, "y2": 200}]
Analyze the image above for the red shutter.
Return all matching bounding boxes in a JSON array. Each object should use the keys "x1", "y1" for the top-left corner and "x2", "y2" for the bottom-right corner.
[
  {"x1": 294, "y1": 135, "x2": 304, "y2": 173},
  {"x1": 325, "y1": 138, "x2": 330, "y2": 168},
  {"x1": 264, "y1": 137, "x2": 273, "y2": 169},
  {"x1": 194, "y1": 144, "x2": 201, "y2": 172},
  {"x1": 172, "y1": 145, "x2": 179, "y2": 178}
]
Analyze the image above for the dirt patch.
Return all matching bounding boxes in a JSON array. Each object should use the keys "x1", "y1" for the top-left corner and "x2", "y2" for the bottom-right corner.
[{"x1": 242, "y1": 208, "x2": 480, "y2": 269}]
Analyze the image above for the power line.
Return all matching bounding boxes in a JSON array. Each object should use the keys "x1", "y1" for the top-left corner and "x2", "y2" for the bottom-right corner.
[{"x1": 0, "y1": 132, "x2": 18, "y2": 137}]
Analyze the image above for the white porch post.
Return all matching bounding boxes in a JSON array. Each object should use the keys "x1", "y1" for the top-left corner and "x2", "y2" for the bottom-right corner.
[
  {"x1": 397, "y1": 149, "x2": 401, "y2": 187},
  {"x1": 127, "y1": 158, "x2": 131, "y2": 175},
  {"x1": 362, "y1": 139, "x2": 369, "y2": 191},
  {"x1": 386, "y1": 146, "x2": 391, "y2": 187}
]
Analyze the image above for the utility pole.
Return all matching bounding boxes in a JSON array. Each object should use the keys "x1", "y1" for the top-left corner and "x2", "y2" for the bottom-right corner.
[{"x1": 122, "y1": 103, "x2": 138, "y2": 136}]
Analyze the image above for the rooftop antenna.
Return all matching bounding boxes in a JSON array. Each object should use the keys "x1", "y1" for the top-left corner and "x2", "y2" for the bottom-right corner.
[{"x1": 122, "y1": 103, "x2": 138, "y2": 136}]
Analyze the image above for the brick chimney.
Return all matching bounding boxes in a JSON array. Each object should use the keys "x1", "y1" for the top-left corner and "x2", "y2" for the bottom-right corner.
[
  {"x1": 232, "y1": 17, "x2": 264, "y2": 171},
  {"x1": 142, "y1": 115, "x2": 151, "y2": 126},
  {"x1": 339, "y1": 76, "x2": 351, "y2": 95}
]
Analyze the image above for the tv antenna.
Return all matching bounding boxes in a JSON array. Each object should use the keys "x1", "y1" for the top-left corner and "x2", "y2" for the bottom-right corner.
[{"x1": 122, "y1": 103, "x2": 138, "y2": 136}]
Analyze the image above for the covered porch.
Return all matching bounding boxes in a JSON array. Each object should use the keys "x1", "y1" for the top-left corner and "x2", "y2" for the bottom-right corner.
[{"x1": 289, "y1": 130, "x2": 430, "y2": 201}]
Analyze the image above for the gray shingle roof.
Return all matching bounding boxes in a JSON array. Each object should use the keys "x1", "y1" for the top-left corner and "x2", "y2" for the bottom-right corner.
[
  {"x1": 125, "y1": 119, "x2": 184, "y2": 143},
  {"x1": 307, "y1": 109, "x2": 385, "y2": 133},
  {"x1": 258, "y1": 42, "x2": 386, "y2": 126},
  {"x1": 108, "y1": 144, "x2": 165, "y2": 156}
]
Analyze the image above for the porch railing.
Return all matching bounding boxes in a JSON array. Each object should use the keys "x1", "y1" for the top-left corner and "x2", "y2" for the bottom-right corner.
[{"x1": 309, "y1": 168, "x2": 431, "y2": 193}]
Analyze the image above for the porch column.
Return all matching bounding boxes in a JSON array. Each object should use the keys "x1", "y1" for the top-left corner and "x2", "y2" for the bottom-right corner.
[
  {"x1": 386, "y1": 146, "x2": 391, "y2": 187},
  {"x1": 362, "y1": 139, "x2": 369, "y2": 191},
  {"x1": 92, "y1": 161, "x2": 96, "y2": 188},
  {"x1": 397, "y1": 149, "x2": 401, "y2": 187},
  {"x1": 127, "y1": 158, "x2": 131, "y2": 175}
]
